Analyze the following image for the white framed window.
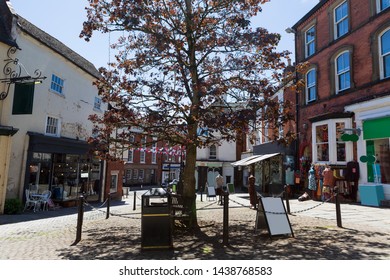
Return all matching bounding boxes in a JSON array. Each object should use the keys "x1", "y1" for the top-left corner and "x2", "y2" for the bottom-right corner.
[
  {"x1": 127, "y1": 149, "x2": 134, "y2": 163},
  {"x1": 45, "y1": 116, "x2": 60, "y2": 137},
  {"x1": 377, "y1": 0, "x2": 390, "y2": 12},
  {"x1": 379, "y1": 28, "x2": 390, "y2": 79},
  {"x1": 140, "y1": 136, "x2": 146, "y2": 163},
  {"x1": 336, "y1": 51, "x2": 351, "y2": 93},
  {"x1": 305, "y1": 25, "x2": 316, "y2": 58},
  {"x1": 312, "y1": 119, "x2": 353, "y2": 164},
  {"x1": 306, "y1": 68, "x2": 317, "y2": 103},
  {"x1": 334, "y1": 1, "x2": 349, "y2": 39},
  {"x1": 50, "y1": 74, "x2": 65, "y2": 95},
  {"x1": 209, "y1": 145, "x2": 217, "y2": 160},
  {"x1": 93, "y1": 97, "x2": 102, "y2": 111}
]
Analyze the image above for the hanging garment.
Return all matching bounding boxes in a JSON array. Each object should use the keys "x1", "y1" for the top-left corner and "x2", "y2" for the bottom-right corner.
[{"x1": 308, "y1": 168, "x2": 316, "y2": 190}]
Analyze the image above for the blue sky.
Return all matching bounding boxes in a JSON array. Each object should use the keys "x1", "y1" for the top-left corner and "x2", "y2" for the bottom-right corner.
[{"x1": 9, "y1": 0, "x2": 319, "y2": 69}]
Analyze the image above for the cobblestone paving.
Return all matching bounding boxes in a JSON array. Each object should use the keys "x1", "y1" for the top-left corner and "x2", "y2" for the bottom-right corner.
[{"x1": 0, "y1": 192, "x2": 389, "y2": 260}]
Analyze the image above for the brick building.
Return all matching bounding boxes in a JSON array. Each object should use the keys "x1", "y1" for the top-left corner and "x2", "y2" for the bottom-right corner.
[{"x1": 291, "y1": 0, "x2": 390, "y2": 201}]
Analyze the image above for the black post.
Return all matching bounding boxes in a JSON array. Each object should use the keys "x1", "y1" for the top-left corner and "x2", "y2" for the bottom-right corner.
[
  {"x1": 284, "y1": 185, "x2": 291, "y2": 214},
  {"x1": 106, "y1": 193, "x2": 111, "y2": 219},
  {"x1": 222, "y1": 192, "x2": 229, "y2": 245},
  {"x1": 334, "y1": 186, "x2": 342, "y2": 228},
  {"x1": 133, "y1": 191, "x2": 137, "y2": 211},
  {"x1": 72, "y1": 195, "x2": 84, "y2": 246}
]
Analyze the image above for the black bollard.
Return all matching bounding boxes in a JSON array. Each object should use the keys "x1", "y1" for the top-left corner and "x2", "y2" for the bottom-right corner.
[
  {"x1": 72, "y1": 195, "x2": 84, "y2": 245},
  {"x1": 334, "y1": 186, "x2": 342, "y2": 228},
  {"x1": 133, "y1": 191, "x2": 137, "y2": 211},
  {"x1": 106, "y1": 193, "x2": 111, "y2": 219},
  {"x1": 222, "y1": 192, "x2": 229, "y2": 245},
  {"x1": 284, "y1": 185, "x2": 291, "y2": 214}
]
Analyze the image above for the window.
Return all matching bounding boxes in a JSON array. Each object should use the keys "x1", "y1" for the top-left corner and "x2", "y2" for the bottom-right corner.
[
  {"x1": 336, "y1": 51, "x2": 351, "y2": 93},
  {"x1": 312, "y1": 119, "x2": 352, "y2": 164},
  {"x1": 12, "y1": 82, "x2": 35, "y2": 114},
  {"x1": 125, "y1": 169, "x2": 132, "y2": 184},
  {"x1": 45, "y1": 116, "x2": 60, "y2": 136},
  {"x1": 138, "y1": 169, "x2": 144, "y2": 180},
  {"x1": 306, "y1": 69, "x2": 317, "y2": 103},
  {"x1": 378, "y1": 0, "x2": 390, "y2": 12},
  {"x1": 305, "y1": 26, "x2": 316, "y2": 57},
  {"x1": 127, "y1": 149, "x2": 134, "y2": 162},
  {"x1": 152, "y1": 142, "x2": 157, "y2": 163},
  {"x1": 209, "y1": 145, "x2": 217, "y2": 160},
  {"x1": 334, "y1": 1, "x2": 349, "y2": 39},
  {"x1": 133, "y1": 169, "x2": 138, "y2": 180},
  {"x1": 140, "y1": 137, "x2": 146, "y2": 163},
  {"x1": 94, "y1": 97, "x2": 102, "y2": 110},
  {"x1": 110, "y1": 171, "x2": 119, "y2": 193},
  {"x1": 50, "y1": 74, "x2": 64, "y2": 95},
  {"x1": 380, "y1": 29, "x2": 390, "y2": 79}
]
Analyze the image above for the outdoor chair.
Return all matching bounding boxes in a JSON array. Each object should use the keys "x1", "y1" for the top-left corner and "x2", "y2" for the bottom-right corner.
[
  {"x1": 23, "y1": 189, "x2": 41, "y2": 212},
  {"x1": 39, "y1": 190, "x2": 52, "y2": 211}
]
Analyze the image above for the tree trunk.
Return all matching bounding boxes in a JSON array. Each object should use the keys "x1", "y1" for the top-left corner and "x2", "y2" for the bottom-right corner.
[{"x1": 182, "y1": 139, "x2": 198, "y2": 228}]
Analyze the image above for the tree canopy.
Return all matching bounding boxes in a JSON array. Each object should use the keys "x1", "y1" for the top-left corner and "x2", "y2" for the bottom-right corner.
[{"x1": 81, "y1": 0, "x2": 295, "y2": 226}]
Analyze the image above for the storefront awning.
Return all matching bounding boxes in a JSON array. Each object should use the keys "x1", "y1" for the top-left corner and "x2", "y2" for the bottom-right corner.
[{"x1": 231, "y1": 153, "x2": 280, "y2": 167}]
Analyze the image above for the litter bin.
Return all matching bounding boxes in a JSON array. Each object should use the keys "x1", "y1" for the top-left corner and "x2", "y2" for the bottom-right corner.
[{"x1": 141, "y1": 188, "x2": 172, "y2": 250}]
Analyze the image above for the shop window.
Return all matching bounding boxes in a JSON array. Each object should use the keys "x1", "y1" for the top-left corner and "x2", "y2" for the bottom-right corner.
[
  {"x1": 306, "y1": 68, "x2": 317, "y2": 103},
  {"x1": 379, "y1": 28, "x2": 390, "y2": 79},
  {"x1": 366, "y1": 139, "x2": 390, "y2": 184},
  {"x1": 334, "y1": 1, "x2": 349, "y2": 39},
  {"x1": 312, "y1": 119, "x2": 352, "y2": 164},
  {"x1": 50, "y1": 74, "x2": 65, "y2": 95},
  {"x1": 12, "y1": 82, "x2": 35, "y2": 114},
  {"x1": 305, "y1": 25, "x2": 316, "y2": 58}
]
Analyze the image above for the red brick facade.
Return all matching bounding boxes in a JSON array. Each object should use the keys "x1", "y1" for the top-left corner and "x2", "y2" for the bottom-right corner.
[{"x1": 293, "y1": 0, "x2": 390, "y2": 172}]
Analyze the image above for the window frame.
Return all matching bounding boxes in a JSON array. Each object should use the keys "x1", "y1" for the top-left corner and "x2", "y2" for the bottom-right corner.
[
  {"x1": 50, "y1": 74, "x2": 65, "y2": 96},
  {"x1": 377, "y1": 0, "x2": 390, "y2": 12},
  {"x1": 306, "y1": 68, "x2": 317, "y2": 103},
  {"x1": 93, "y1": 97, "x2": 102, "y2": 111},
  {"x1": 305, "y1": 25, "x2": 316, "y2": 58},
  {"x1": 209, "y1": 145, "x2": 217, "y2": 160},
  {"x1": 127, "y1": 149, "x2": 134, "y2": 163},
  {"x1": 335, "y1": 50, "x2": 351, "y2": 93},
  {"x1": 334, "y1": 1, "x2": 349, "y2": 40},
  {"x1": 45, "y1": 116, "x2": 60, "y2": 137},
  {"x1": 379, "y1": 28, "x2": 390, "y2": 80},
  {"x1": 312, "y1": 118, "x2": 353, "y2": 165}
]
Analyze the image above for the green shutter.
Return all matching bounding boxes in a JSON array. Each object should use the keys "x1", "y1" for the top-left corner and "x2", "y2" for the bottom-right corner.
[
  {"x1": 363, "y1": 117, "x2": 390, "y2": 140},
  {"x1": 12, "y1": 83, "x2": 35, "y2": 115}
]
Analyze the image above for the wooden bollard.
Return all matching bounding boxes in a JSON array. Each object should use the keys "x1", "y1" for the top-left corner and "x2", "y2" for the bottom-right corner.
[
  {"x1": 334, "y1": 186, "x2": 342, "y2": 228},
  {"x1": 133, "y1": 191, "x2": 137, "y2": 211},
  {"x1": 106, "y1": 193, "x2": 111, "y2": 219},
  {"x1": 72, "y1": 195, "x2": 84, "y2": 246},
  {"x1": 222, "y1": 192, "x2": 229, "y2": 245}
]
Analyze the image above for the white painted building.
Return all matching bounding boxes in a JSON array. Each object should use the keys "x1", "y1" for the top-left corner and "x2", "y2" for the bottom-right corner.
[{"x1": 0, "y1": 1, "x2": 106, "y2": 213}]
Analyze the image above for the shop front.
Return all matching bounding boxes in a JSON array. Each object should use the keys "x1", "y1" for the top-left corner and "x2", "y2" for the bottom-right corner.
[
  {"x1": 25, "y1": 132, "x2": 102, "y2": 205},
  {"x1": 232, "y1": 141, "x2": 296, "y2": 196},
  {"x1": 346, "y1": 96, "x2": 390, "y2": 203}
]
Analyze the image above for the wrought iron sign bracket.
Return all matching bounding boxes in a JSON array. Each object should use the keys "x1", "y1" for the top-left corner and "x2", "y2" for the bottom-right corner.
[{"x1": 0, "y1": 46, "x2": 46, "y2": 100}]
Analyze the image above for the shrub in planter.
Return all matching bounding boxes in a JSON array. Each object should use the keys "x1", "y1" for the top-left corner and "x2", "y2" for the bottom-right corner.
[{"x1": 4, "y1": 198, "x2": 23, "y2": 214}]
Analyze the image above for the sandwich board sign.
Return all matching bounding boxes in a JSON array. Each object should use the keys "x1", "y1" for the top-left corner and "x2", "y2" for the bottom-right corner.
[{"x1": 255, "y1": 196, "x2": 294, "y2": 238}]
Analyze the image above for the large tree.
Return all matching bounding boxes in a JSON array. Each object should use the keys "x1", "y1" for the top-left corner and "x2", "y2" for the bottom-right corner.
[{"x1": 81, "y1": 0, "x2": 294, "y2": 227}]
